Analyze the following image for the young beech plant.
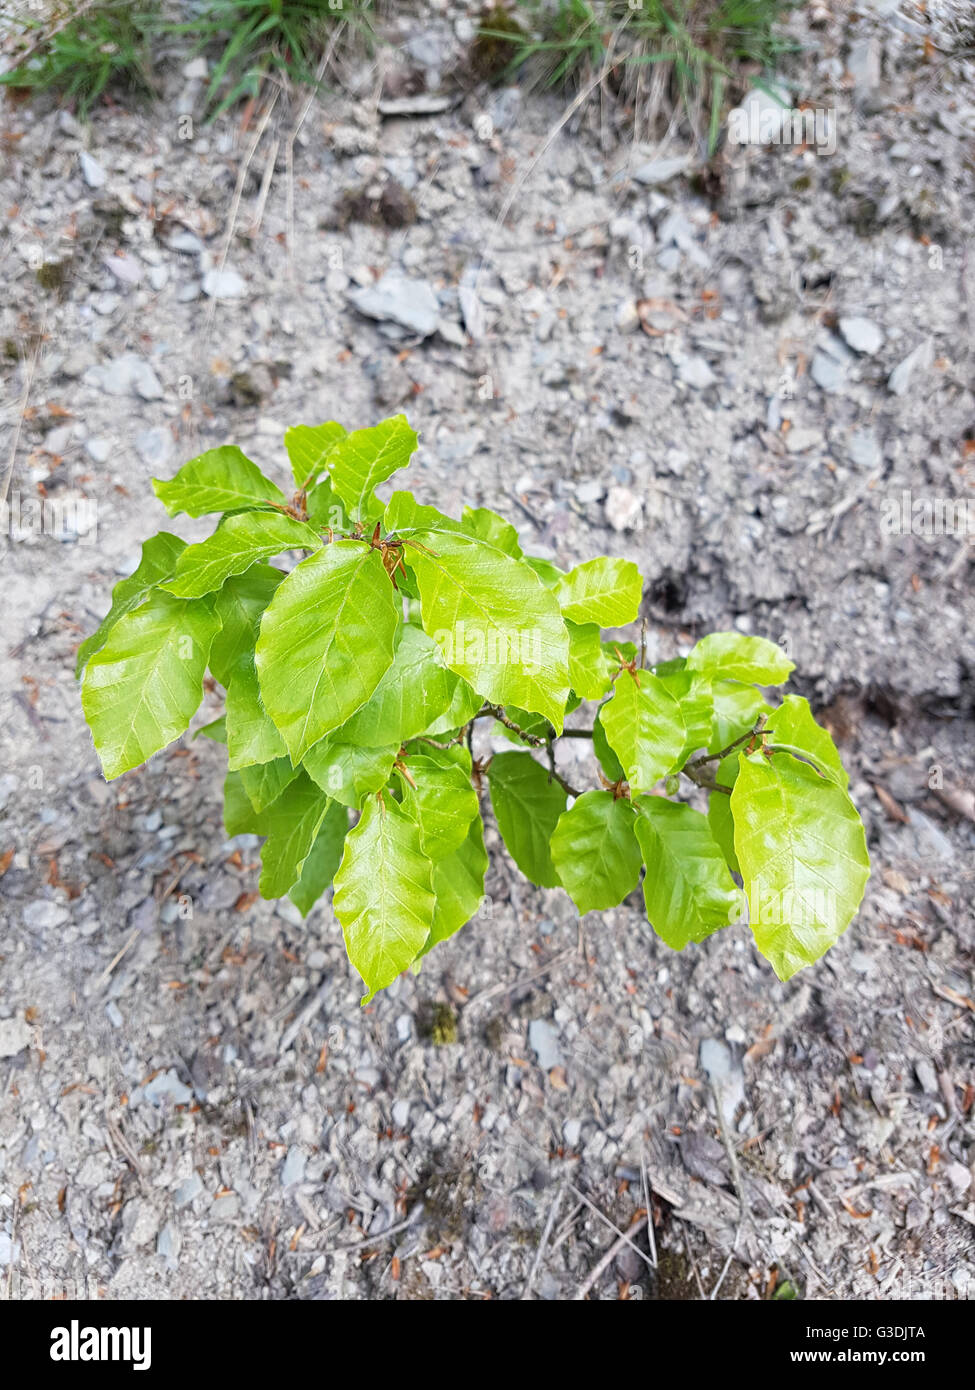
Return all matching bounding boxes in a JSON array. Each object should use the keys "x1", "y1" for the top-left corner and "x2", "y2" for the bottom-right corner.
[{"x1": 77, "y1": 414, "x2": 870, "y2": 1001}]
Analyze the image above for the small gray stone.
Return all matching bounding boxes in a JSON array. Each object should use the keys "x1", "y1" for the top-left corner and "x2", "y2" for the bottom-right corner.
[
  {"x1": 888, "y1": 338, "x2": 934, "y2": 396},
  {"x1": 143, "y1": 1068, "x2": 193, "y2": 1107},
  {"x1": 575, "y1": 480, "x2": 605, "y2": 504},
  {"x1": 811, "y1": 349, "x2": 847, "y2": 394},
  {"x1": 85, "y1": 437, "x2": 111, "y2": 463},
  {"x1": 96, "y1": 353, "x2": 164, "y2": 401},
  {"x1": 348, "y1": 272, "x2": 440, "y2": 339},
  {"x1": 0, "y1": 1233, "x2": 18, "y2": 1267},
  {"x1": 700, "y1": 1037, "x2": 732, "y2": 1083},
  {"x1": 202, "y1": 267, "x2": 246, "y2": 300},
  {"x1": 0, "y1": 1017, "x2": 32, "y2": 1059},
  {"x1": 135, "y1": 427, "x2": 174, "y2": 469},
  {"x1": 156, "y1": 1222, "x2": 180, "y2": 1260},
  {"x1": 946, "y1": 1162, "x2": 972, "y2": 1195},
  {"x1": 210, "y1": 1194, "x2": 241, "y2": 1224},
  {"x1": 173, "y1": 1173, "x2": 204, "y2": 1208},
  {"x1": 528, "y1": 1019, "x2": 564, "y2": 1071},
  {"x1": 615, "y1": 300, "x2": 640, "y2": 334},
  {"x1": 839, "y1": 316, "x2": 884, "y2": 356},
  {"x1": 915, "y1": 1058, "x2": 938, "y2": 1094},
  {"x1": 79, "y1": 151, "x2": 107, "y2": 188},
  {"x1": 281, "y1": 1146, "x2": 306, "y2": 1187},
  {"x1": 847, "y1": 428, "x2": 882, "y2": 470},
  {"x1": 631, "y1": 155, "x2": 691, "y2": 185},
  {"x1": 23, "y1": 898, "x2": 69, "y2": 930},
  {"x1": 604, "y1": 486, "x2": 642, "y2": 533},
  {"x1": 103, "y1": 253, "x2": 143, "y2": 287},
  {"x1": 784, "y1": 426, "x2": 824, "y2": 454},
  {"x1": 121, "y1": 1198, "x2": 159, "y2": 1251},
  {"x1": 168, "y1": 230, "x2": 205, "y2": 255},
  {"x1": 678, "y1": 355, "x2": 716, "y2": 390},
  {"x1": 105, "y1": 1002, "x2": 124, "y2": 1030}
]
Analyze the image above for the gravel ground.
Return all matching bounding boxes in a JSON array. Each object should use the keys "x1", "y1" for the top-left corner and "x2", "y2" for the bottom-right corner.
[{"x1": 0, "y1": 1, "x2": 973, "y2": 1301}]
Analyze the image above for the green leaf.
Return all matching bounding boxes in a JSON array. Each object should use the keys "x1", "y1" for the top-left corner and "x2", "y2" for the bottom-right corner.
[
  {"x1": 687, "y1": 632, "x2": 794, "y2": 686},
  {"x1": 707, "y1": 755, "x2": 742, "y2": 875},
  {"x1": 655, "y1": 662, "x2": 713, "y2": 763},
  {"x1": 288, "y1": 800, "x2": 348, "y2": 917},
  {"x1": 82, "y1": 591, "x2": 220, "y2": 780},
  {"x1": 524, "y1": 555, "x2": 565, "y2": 587},
  {"x1": 335, "y1": 622, "x2": 468, "y2": 748},
  {"x1": 76, "y1": 532, "x2": 186, "y2": 676},
  {"x1": 161, "y1": 512, "x2": 320, "y2": 599},
  {"x1": 240, "y1": 755, "x2": 299, "y2": 814},
  {"x1": 461, "y1": 505, "x2": 522, "y2": 557},
  {"x1": 255, "y1": 541, "x2": 398, "y2": 763},
  {"x1": 709, "y1": 679, "x2": 769, "y2": 750},
  {"x1": 153, "y1": 446, "x2": 286, "y2": 517},
  {"x1": 305, "y1": 475, "x2": 348, "y2": 530},
  {"x1": 258, "y1": 769, "x2": 331, "y2": 900},
  {"x1": 195, "y1": 714, "x2": 227, "y2": 743},
  {"x1": 401, "y1": 749, "x2": 478, "y2": 859},
  {"x1": 209, "y1": 564, "x2": 283, "y2": 687},
  {"x1": 731, "y1": 752, "x2": 870, "y2": 980},
  {"x1": 333, "y1": 796, "x2": 436, "y2": 1002},
  {"x1": 403, "y1": 528, "x2": 571, "y2": 731},
  {"x1": 226, "y1": 664, "x2": 288, "y2": 769},
  {"x1": 551, "y1": 791, "x2": 642, "y2": 913},
  {"x1": 303, "y1": 738, "x2": 398, "y2": 808},
  {"x1": 327, "y1": 415, "x2": 418, "y2": 523},
  {"x1": 634, "y1": 798, "x2": 742, "y2": 949},
  {"x1": 384, "y1": 491, "x2": 464, "y2": 536},
  {"x1": 284, "y1": 421, "x2": 347, "y2": 489},
  {"x1": 487, "y1": 751, "x2": 566, "y2": 888},
  {"x1": 764, "y1": 695, "x2": 848, "y2": 790},
  {"x1": 592, "y1": 707, "x2": 624, "y2": 782},
  {"x1": 224, "y1": 769, "x2": 264, "y2": 836},
  {"x1": 553, "y1": 556, "x2": 642, "y2": 627},
  {"x1": 567, "y1": 621, "x2": 616, "y2": 701},
  {"x1": 423, "y1": 812, "x2": 488, "y2": 955},
  {"x1": 600, "y1": 671, "x2": 686, "y2": 793},
  {"x1": 419, "y1": 673, "x2": 483, "y2": 738}
]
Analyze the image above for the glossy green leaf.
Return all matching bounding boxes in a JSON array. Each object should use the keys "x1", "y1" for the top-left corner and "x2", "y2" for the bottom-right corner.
[
  {"x1": 419, "y1": 673, "x2": 484, "y2": 738},
  {"x1": 75, "y1": 532, "x2": 186, "y2": 676},
  {"x1": 226, "y1": 663, "x2": 288, "y2": 769},
  {"x1": 255, "y1": 542, "x2": 398, "y2": 763},
  {"x1": 487, "y1": 751, "x2": 566, "y2": 888},
  {"x1": 303, "y1": 738, "x2": 398, "y2": 807},
  {"x1": 240, "y1": 755, "x2": 299, "y2": 814},
  {"x1": 224, "y1": 769, "x2": 264, "y2": 837},
  {"x1": 731, "y1": 752, "x2": 870, "y2": 980},
  {"x1": 82, "y1": 591, "x2": 220, "y2": 780},
  {"x1": 305, "y1": 475, "x2": 348, "y2": 530},
  {"x1": 401, "y1": 750, "x2": 478, "y2": 859},
  {"x1": 655, "y1": 662, "x2": 713, "y2": 763},
  {"x1": 707, "y1": 755, "x2": 741, "y2": 875},
  {"x1": 635, "y1": 798, "x2": 741, "y2": 949},
  {"x1": 709, "y1": 679, "x2": 769, "y2": 751},
  {"x1": 462, "y1": 505, "x2": 522, "y2": 556},
  {"x1": 554, "y1": 556, "x2": 642, "y2": 627},
  {"x1": 258, "y1": 770, "x2": 331, "y2": 900},
  {"x1": 195, "y1": 714, "x2": 227, "y2": 743},
  {"x1": 335, "y1": 622, "x2": 466, "y2": 748},
  {"x1": 567, "y1": 621, "x2": 616, "y2": 702},
  {"x1": 764, "y1": 695, "x2": 848, "y2": 790},
  {"x1": 333, "y1": 796, "x2": 436, "y2": 1002},
  {"x1": 403, "y1": 527, "x2": 571, "y2": 731},
  {"x1": 161, "y1": 512, "x2": 320, "y2": 599},
  {"x1": 551, "y1": 791, "x2": 642, "y2": 913},
  {"x1": 600, "y1": 671, "x2": 686, "y2": 793},
  {"x1": 284, "y1": 421, "x2": 347, "y2": 488},
  {"x1": 688, "y1": 631, "x2": 794, "y2": 686},
  {"x1": 153, "y1": 446, "x2": 286, "y2": 517},
  {"x1": 288, "y1": 800, "x2": 348, "y2": 917},
  {"x1": 592, "y1": 707, "x2": 624, "y2": 782},
  {"x1": 383, "y1": 491, "x2": 464, "y2": 536},
  {"x1": 209, "y1": 564, "x2": 283, "y2": 687},
  {"x1": 327, "y1": 415, "x2": 418, "y2": 523},
  {"x1": 423, "y1": 812, "x2": 488, "y2": 955}
]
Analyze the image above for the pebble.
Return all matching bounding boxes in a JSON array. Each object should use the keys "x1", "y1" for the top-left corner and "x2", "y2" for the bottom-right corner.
[
  {"x1": 678, "y1": 355, "x2": 716, "y2": 389},
  {"x1": 946, "y1": 1162, "x2": 972, "y2": 1195},
  {"x1": 839, "y1": 316, "x2": 884, "y2": 355},
  {"x1": 103, "y1": 253, "x2": 143, "y2": 286},
  {"x1": 630, "y1": 154, "x2": 691, "y2": 185},
  {"x1": 784, "y1": 426, "x2": 824, "y2": 454},
  {"x1": 120, "y1": 1197, "x2": 159, "y2": 1251},
  {"x1": 210, "y1": 1194, "x2": 241, "y2": 1224},
  {"x1": 93, "y1": 353, "x2": 164, "y2": 401},
  {"x1": 135, "y1": 427, "x2": 174, "y2": 469},
  {"x1": 888, "y1": 338, "x2": 934, "y2": 396},
  {"x1": 615, "y1": 300, "x2": 640, "y2": 334},
  {"x1": 173, "y1": 1173, "x2": 204, "y2": 1208},
  {"x1": 847, "y1": 428, "x2": 881, "y2": 469},
  {"x1": 79, "y1": 151, "x2": 107, "y2": 188},
  {"x1": 811, "y1": 348, "x2": 848, "y2": 394},
  {"x1": 202, "y1": 267, "x2": 247, "y2": 299},
  {"x1": 23, "y1": 898, "x2": 69, "y2": 930},
  {"x1": 915, "y1": 1058, "x2": 938, "y2": 1094},
  {"x1": 528, "y1": 1019, "x2": 564, "y2": 1071},
  {"x1": 156, "y1": 1222, "x2": 180, "y2": 1261},
  {"x1": 348, "y1": 272, "x2": 440, "y2": 339},
  {"x1": 604, "y1": 485, "x2": 642, "y2": 532},
  {"x1": 281, "y1": 1146, "x2": 306, "y2": 1187},
  {"x1": 575, "y1": 480, "x2": 605, "y2": 504},
  {"x1": 0, "y1": 1016, "x2": 32, "y2": 1058},
  {"x1": 105, "y1": 1002, "x2": 124, "y2": 1029},
  {"x1": 0, "y1": 1234, "x2": 18, "y2": 1267},
  {"x1": 143, "y1": 1068, "x2": 193, "y2": 1107},
  {"x1": 85, "y1": 437, "x2": 111, "y2": 463}
]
